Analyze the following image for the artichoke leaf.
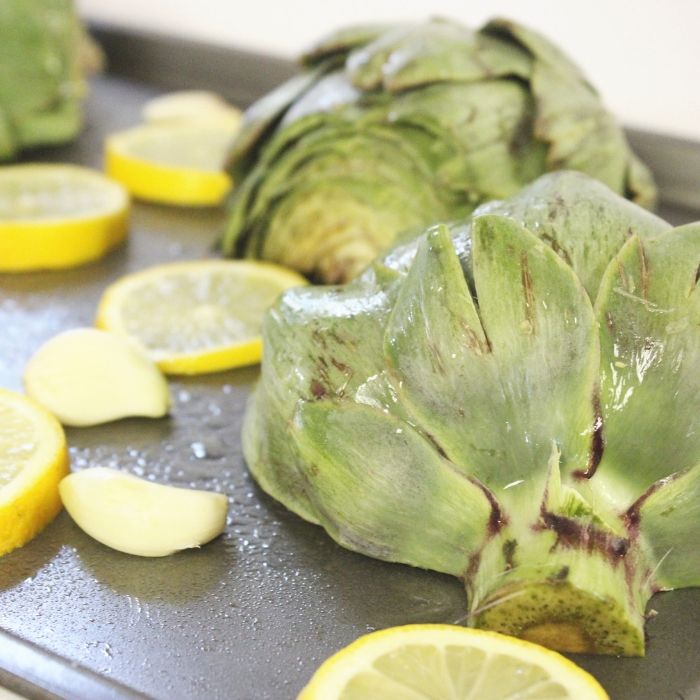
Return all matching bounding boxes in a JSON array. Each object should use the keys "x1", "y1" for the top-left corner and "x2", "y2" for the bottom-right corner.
[
  {"x1": 592, "y1": 226, "x2": 700, "y2": 507},
  {"x1": 241, "y1": 385, "x2": 320, "y2": 524},
  {"x1": 477, "y1": 171, "x2": 670, "y2": 298},
  {"x1": 380, "y1": 22, "x2": 533, "y2": 91},
  {"x1": 636, "y1": 461, "x2": 700, "y2": 589},
  {"x1": 484, "y1": 18, "x2": 591, "y2": 86},
  {"x1": 260, "y1": 177, "x2": 441, "y2": 283},
  {"x1": 249, "y1": 124, "x2": 442, "y2": 226},
  {"x1": 390, "y1": 81, "x2": 531, "y2": 157},
  {"x1": 531, "y1": 64, "x2": 627, "y2": 196},
  {"x1": 470, "y1": 215, "x2": 599, "y2": 488},
  {"x1": 259, "y1": 279, "x2": 394, "y2": 417},
  {"x1": 291, "y1": 399, "x2": 496, "y2": 575},
  {"x1": 384, "y1": 216, "x2": 599, "y2": 518},
  {"x1": 15, "y1": 100, "x2": 82, "y2": 147},
  {"x1": 485, "y1": 17, "x2": 653, "y2": 208},
  {"x1": 279, "y1": 73, "x2": 364, "y2": 127},
  {"x1": 625, "y1": 153, "x2": 658, "y2": 209},
  {"x1": 383, "y1": 223, "x2": 494, "y2": 472},
  {"x1": 442, "y1": 141, "x2": 526, "y2": 201},
  {"x1": 0, "y1": 0, "x2": 86, "y2": 160},
  {"x1": 225, "y1": 68, "x2": 324, "y2": 177},
  {"x1": 244, "y1": 279, "x2": 396, "y2": 521}
]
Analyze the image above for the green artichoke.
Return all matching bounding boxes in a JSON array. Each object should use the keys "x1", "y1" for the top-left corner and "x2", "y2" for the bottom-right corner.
[
  {"x1": 0, "y1": 0, "x2": 91, "y2": 160},
  {"x1": 222, "y1": 18, "x2": 656, "y2": 283},
  {"x1": 244, "y1": 171, "x2": 700, "y2": 656}
]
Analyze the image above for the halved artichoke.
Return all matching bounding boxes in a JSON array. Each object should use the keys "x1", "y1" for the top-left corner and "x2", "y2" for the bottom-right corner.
[
  {"x1": 0, "y1": 0, "x2": 92, "y2": 160},
  {"x1": 244, "y1": 171, "x2": 700, "y2": 656},
  {"x1": 223, "y1": 18, "x2": 656, "y2": 283}
]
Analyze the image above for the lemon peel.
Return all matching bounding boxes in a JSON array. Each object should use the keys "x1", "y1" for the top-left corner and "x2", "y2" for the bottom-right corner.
[
  {"x1": 0, "y1": 388, "x2": 69, "y2": 556},
  {"x1": 0, "y1": 164, "x2": 129, "y2": 272}
]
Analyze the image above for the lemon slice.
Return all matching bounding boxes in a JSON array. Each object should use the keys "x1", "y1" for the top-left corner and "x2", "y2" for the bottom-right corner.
[
  {"x1": 0, "y1": 388, "x2": 69, "y2": 556},
  {"x1": 298, "y1": 624, "x2": 609, "y2": 700},
  {"x1": 142, "y1": 90, "x2": 242, "y2": 126},
  {"x1": 105, "y1": 121, "x2": 238, "y2": 206},
  {"x1": 95, "y1": 260, "x2": 307, "y2": 374},
  {"x1": 0, "y1": 164, "x2": 129, "y2": 272}
]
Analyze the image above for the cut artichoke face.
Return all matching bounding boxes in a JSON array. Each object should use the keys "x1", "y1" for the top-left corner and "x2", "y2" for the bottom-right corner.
[
  {"x1": 224, "y1": 17, "x2": 658, "y2": 283},
  {"x1": 0, "y1": 0, "x2": 86, "y2": 160},
  {"x1": 244, "y1": 172, "x2": 700, "y2": 656}
]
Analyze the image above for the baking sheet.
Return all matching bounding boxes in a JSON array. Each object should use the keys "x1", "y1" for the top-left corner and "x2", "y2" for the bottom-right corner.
[{"x1": 0, "y1": 39, "x2": 699, "y2": 700}]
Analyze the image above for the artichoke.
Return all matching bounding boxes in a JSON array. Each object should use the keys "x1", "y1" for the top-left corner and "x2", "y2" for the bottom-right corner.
[
  {"x1": 222, "y1": 18, "x2": 656, "y2": 283},
  {"x1": 244, "y1": 171, "x2": 700, "y2": 656},
  {"x1": 0, "y1": 0, "x2": 91, "y2": 160}
]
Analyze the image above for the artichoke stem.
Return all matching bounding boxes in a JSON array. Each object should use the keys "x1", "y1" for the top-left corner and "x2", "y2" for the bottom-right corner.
[{"x1": 464, "y1": 528, "x2": 653, "y2": 656}]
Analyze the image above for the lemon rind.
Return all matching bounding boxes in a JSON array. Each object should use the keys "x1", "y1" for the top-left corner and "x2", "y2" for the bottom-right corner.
[
  {"x1": 0, "y1": 389, "x2": 69, "y2": 557},
  {"x1": 0, "y1": 164, "x2": 130, "y2": 272},
  {"x1": 105, "y1": 130, "x2": 233, "y2": 207}
]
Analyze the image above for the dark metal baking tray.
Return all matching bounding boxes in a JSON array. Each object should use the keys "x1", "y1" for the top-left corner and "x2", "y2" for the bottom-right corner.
[{"x1": 1, "y1": 26, "x2": 699, "y2": 700}]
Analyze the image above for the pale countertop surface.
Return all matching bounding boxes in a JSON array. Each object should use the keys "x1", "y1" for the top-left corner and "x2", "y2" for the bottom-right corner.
[{"x1": 77, "y1": 0, "x2": 700, "y2": 142}]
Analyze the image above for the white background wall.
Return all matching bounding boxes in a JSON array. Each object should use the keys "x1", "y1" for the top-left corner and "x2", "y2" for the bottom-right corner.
[{"x1": 77, "y1": 0, "x2": 700, "y2": 141}]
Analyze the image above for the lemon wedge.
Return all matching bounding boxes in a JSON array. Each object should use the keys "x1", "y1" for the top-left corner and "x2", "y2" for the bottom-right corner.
[
  {"x1": 0, "y1": 164, "x2": 129, "y2": 272},
  {"x1": 105, "y1": 121, "x2": 238, "y2": 206},
  {"x1": 298, "y1": 624, "x2": 609, "y2": 700},
  {"x1": 24, "y1": 328, "x2": 170, "y2": 427},
  {"x1": 142, "y1": 90, "x2": 242, "y2": 126},
  {"x1": 60, "y1": 467, "x2": 228, "y2": 557},
  {"x1": 0, "y1": 388, "x2": 69, "y2": 556},
  {"x1": 95, "y1": 259, "x2": 307, "y2": 374}
]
